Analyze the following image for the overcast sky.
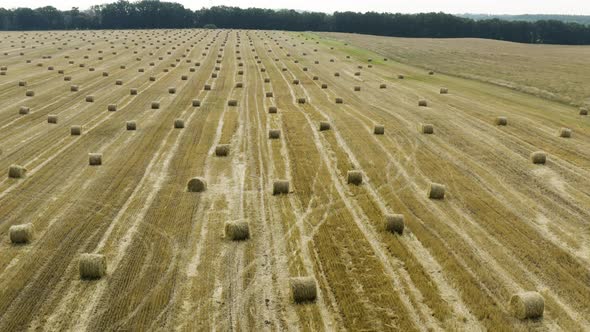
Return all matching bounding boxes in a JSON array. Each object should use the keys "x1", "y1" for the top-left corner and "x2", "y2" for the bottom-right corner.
[{"x1": 1, "y1": 0, "x2": 589, "y2": 15}]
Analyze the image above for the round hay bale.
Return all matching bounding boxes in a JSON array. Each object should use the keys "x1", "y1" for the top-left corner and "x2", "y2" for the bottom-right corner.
[
  {"x1": 102, "y1": 72, "x2": 109, "y2": 77},
  {"x1": 558, "y1": 128, "x2": 572, "y2": 138},
  {"x1": 347, "y1": 170, "x2": 363, "y2": 185},
  {"x1": 427, "y1": 183, "x2": 445, "y2": 199},
  {"x1": 380, "y1": 84, "x2": 387, "y2": 89},
  {"x1": 64, "y1": 76, "x2": 72, "y2": 81},
  {"x1": 225, "y1": 221, "x2": 250, "y2": 241},
  {"x1": 25, "y1": 90, "x2": 34, "y2": 97},
  {"x1": 70, "y1": 85, "x2": 79, "y2": 92},
  {"x1": 9, "y1": 223, "x2": 34, "y2": 244},
  {"x1": 269, "y1": 129, "x2": 281, "y2": 139},
  {"x1": 290, "y1": 277, "x2": 317, "y2": 303},
  {"x1": 268, "y1": 106, "x2": 277, "y2": 114},
  {"x1": 398, "y1": 74, "x2": 405, "y2": 79},
  {"x1": 297, "y1": 98, "x2": 306, "y2": 104},
  {"x1": 510, "y1": 292, "x2": 544, "y2": 319},
  {"x1": 580, "y1": 107, "x2": 588, "y2": 116},
  {"x1": 374, "y1": 125, "x2": 385, "y2": 135},
  {"x1": 181, "y1": 75, "x2": 188, "y2": 81},
  {"x1": 418, "y1": 99, "x2": 428, "y2": 107},
  {"x1": 273, "y1": 180, "x2": 290, "y2": 195},
  {"x1": 151, "y1": 101, "x2": 160, "y2": 109},
  {"x1": 266, "y1": 92, "x2": 273, "y2": 98},
  {"x1": 335, "y1": 98, "x2": 343, "y2": 104},
  {"x1": 130, "y1": 88, "x2": 138, "y2": 95},
  {"x1": 354, "y1": 86, "x2": 361, "y2": 91},
  {"x1": 321, "y1": 84, "x2": 328, "y2": 89},
  {"x1": 228, "y1": 100, "x2": 238, "y2": 106},
  {"x1": 429, "y1": 71, "x2": 435, "y2": 75},
  {"x1": 215, "y1": 144, "x2": 230, "y2": 156},
  {"x1": 79, "y1": 253, "x2": 107, "y2": 280},
  {"x1": 264, "y1": 78, "x2": 270, "y2": 83},
  {"x1": 531, "y1": 151, "x2": 546, "y2": 165},
  {"x1": 126, "y1": 121, "x2": 136, "y2": 131},
  {"x1": 292, "y1": 79, "x2": 300, "y2": 85},
  {"x1": 385, "y1": 214, "x2": 404, "y2": 235},
  {"x1": 192, "y1": 99, "x2": 201, "y2": 107},
  {"x1": 354, "y1": 72, "x2": 361, "y2": 76},
  {"x1": 19, "y1": 106, "x2": 30, "y2": 115},
  {"x1": 86, "y1": 95, "x2": 94, "y2": 102},
  {"x1": 334, "y1": 72, "x2": 340, "y2": 77},
  {"x1": 8, "y1": 165, "x2": 27, "y2": 179},
  {"x1": 440, "y1": 88, "x2": 448, "y2": 94},
  {"x1": 174, "y1": 119, "x2": 185, "y2": 129},
  {"x1": 204, "y1": 84, "x2": 211, "y2": 91},
  {"x1": 168, "y1": 87, "x2": 176, "y2": 94},
  {"x1": 115, "y1": 79, "x2": 123, "y2": 85},
  {"x1": 47, "y1": 115, "x2": 58, "y2": 124},
  {"x1": 107, "y1": 104, "x2": 117, "y2": 112},
  {"x1": 319, "y1": 121, "x2": 331, "y2": 131},
  {"x1": 421, "y1": 124, "x2": 434, "y2": 134},
  {"x1": 18, "y1": 81, "x2": 26, "y2": 87},
  {"x1": 495, "y1": 117, "x2": 508, "y2": 126},
  {"x1": 235, "y1": 82, "x2": 243, "y2": 88},
  {"x1": 187, "y1": 177, "x2": 207, "y2": 192},
  {"x1": 149, "y1": 76, "x2": 156, "y2": 82},
  {"x1": 89, "y1": 153, "x2": 102, "y2": 166},
  {"x1": 71, "y1": 125, "x2": 82, "y2": 136}
]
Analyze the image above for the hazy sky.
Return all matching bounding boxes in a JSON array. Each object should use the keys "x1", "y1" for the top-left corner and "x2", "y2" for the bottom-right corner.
[{"x1": 1, "y1": 0, "x2": 589, "y2": 15}]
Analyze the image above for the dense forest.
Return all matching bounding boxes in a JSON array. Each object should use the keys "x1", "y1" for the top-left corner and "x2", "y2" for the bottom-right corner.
[
  {"x1": 1, "y1": 0, "x2": 590, "y2": 45},
  {"x1": 459, "y1": 14, "x2": 590, "y2": 26}
]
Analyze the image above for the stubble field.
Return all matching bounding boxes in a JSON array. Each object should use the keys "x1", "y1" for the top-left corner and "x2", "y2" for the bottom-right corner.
[{"x1": 0, "y1": 28, "x2": 589, "y2": 331}]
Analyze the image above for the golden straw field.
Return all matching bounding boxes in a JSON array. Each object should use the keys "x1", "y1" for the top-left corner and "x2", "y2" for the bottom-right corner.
[{"x1": 0, "y1": 28, "x2": 589, "y2": 331}]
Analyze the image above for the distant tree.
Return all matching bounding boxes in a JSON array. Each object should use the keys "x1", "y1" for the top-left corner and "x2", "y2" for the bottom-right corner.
[{"x1": 203, "y1": 23, "x2": 217, "y2": 29}]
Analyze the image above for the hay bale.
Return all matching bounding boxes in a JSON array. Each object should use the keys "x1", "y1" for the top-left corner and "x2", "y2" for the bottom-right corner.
[
  {"x1": 297, "y1": 98, "x2": 306, "y2": 104},
  {"x1": 79, "y1": 253, "x2": 107, "y2": 280},
  {"x1": 429, "y1": 71, "x2": 435, "y2": 75},
  {"x1": 215, "y1": 144, "x2": 230, "y2": 156},
  {"x1": 510, "y1": 292, "x2": 544, "y2": 319},
  {"x1": 236, "y1": 82, "x2": 243, "y2": 88},
  {"x1": 149, "y1": 76, "x2": 156, "y2": 82},
  {"x1": 107, "y1": 104, "x2": 117, "y2": 112},
  {"x1": 19, "y1": 106, "x2": 30, "y2": 115},
  {"x1": 228, "y1": 100, "x2": 238, "y2": 106},
  {"x1": 266, "y1": 92, "x2": 273, "y2": 98},
  {"x1": 47, "y1": 115, "x2": 58, "y2": 124},
  {"x1": 192, "y1": 99, "x2": 201, "y2": 107},
  {"x1": 427, "y1": 183, "x2": 445, "y2": 199},
  {"x1": 204, "y1": 84, "x2": 211, "y2": 91},
  {"x1": 418, "y1": 99, "x2": 428, "y2": 107},
  {"x1": 174, "y1": 119, "x2": 185, "y2": 129},
  {"x1": 18, "y1": 81, "x2": 26, "y2": 87},
  {"x1": 70, "y1": 85, "x2": 79, "y2": 92},
  {"x1": 86, "y1": 95, "x2": 94, "y2": 102},
  {"x1": 380, "y1": 84, "x2": 387, "y2": 89},
  {"x1": 269, "y1": 129, "x2": 281, "y2": 139},
  {"x1": 385, "y1": 214, "x2": 404, "y2": 235},
  {"x1": 321, "y1": 84, "x2": 328, "y2": 89},
  {"x1": 292, "y1": 79, "x2": 300, "y2": 85},
  {"x1": 181, "y1": 75, "x2": 188, "y2": 81},
  {"x1": 264, "y1": 78, "x2": 270, "y2": 83},
  {"x1": 334, "y1": 72, "x2": 340, "y2": 77},
  {"x1": 126, "y1": 121, "x2": 136, "y2": 131},
  {"x1": 115, "y1": 79, "x2": 123, "y2": 85},
  {"x1": 421, "y1": 124, "x2": 434, "y2": 134},
  {"x1": 580, "y1": 107, "x2": 588, "y2": 116},
  {"x1": 335, "y1": 98, "x2": 343, "y2": 104},
  {"x1": 151, "y1": 101, "x2": 160, "y2": 109},
  {"x1": 8, "y1": 165, "x2": 26, "y2": 178},
  {"x1": 374, "y1": 125, "x2": 385, "y2": 135},
  {"x1": 558, "y1": 128, "x2": 572, "y2": 138},
  {"x1": 25, "y1": 90, "x2": 34, "y2": 97},
  {"x1": 354, "y1": 86, "x2": 361, "y2": 91},
  {"x1": 89, "y1": 153, "x2": 102, "y2": 166},
  {"x1": 224, "y1": 221, "x2": 250, "y2": 241},
  {"x1": 168, "y1": 87, "x2": 176, "y2": 94},
  {"x1": 440, "y1": 88, "x2": 448, "y2": 94},
  {"x1": 9, "y1": 223, "x2": 34, "y2": 244},
  {"x1": 495, "y1": 117, "x2": 508, "y2": 126},
  {"x1": 290, "y1": 277, "x2": 317, "y2": 303},
  {"x1": 398, "y1": 74, "x2": 405, "y2": 79},
  {"x1": 70, "y1": 124, "x2": 82, "y2": 135},
  {"x1": 347, "y1": 170, "x2": 363, "y2": 185},
  {"x1": 273, "y1": 180, "x2": 290, "y2": 195},
  {"x1": 319, "y1": 121, "x2": 331, "y2": 131},
  {"x1": 268, "y1": 106, "x2": 278, "y2": 114},
  {"x1": 531, "y1": 151, "x2": 546, "y2": 165},
  {"x1": 64, "y1": 76, "x2": 72, "y2": 81},
  {"x1": 187, "y1": 177, "x2": 207, "y2": 192}
]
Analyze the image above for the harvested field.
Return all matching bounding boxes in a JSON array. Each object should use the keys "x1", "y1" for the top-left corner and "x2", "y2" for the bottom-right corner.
[{"x1": 0, "y1": 28, "x2": 589, "y2": 331}]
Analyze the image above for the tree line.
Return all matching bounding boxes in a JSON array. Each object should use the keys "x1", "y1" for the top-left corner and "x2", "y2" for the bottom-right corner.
[{"x1": 1, "y1": 1, "x2": 590, "y2": 45}]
